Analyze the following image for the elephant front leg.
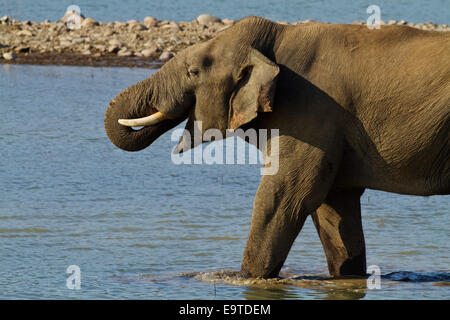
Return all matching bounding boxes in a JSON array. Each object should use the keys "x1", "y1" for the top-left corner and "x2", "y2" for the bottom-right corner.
[
  {"x1": 240, "y1": 194, "x2": 309, "y2": 278},
  {"x1": 311, "y1": 188, "x2": 367, "y2": 277},
  {"x1": 240, "y1": 150, "x2": 338, "y2": 278}
]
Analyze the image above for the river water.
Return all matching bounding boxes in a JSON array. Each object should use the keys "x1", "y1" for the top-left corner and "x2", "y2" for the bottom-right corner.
[
  {"x1": 0, "y1": 64, "x2": 448, "y2": 299},
  {"x1": 2, "y1": 0, "x2": 450, "y2": 25}
]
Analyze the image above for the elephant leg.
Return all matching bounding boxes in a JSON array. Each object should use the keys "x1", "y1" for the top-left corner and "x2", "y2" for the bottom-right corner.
[
  {"x1": 240, "y1": 144, "x2": 339, "y2": 278},
  {"x1": 240, "y1": 192, "x2": 309, "y2": 278},
  {"x1": 311, "y1": 188, "x2": 367, "y2": 277}
]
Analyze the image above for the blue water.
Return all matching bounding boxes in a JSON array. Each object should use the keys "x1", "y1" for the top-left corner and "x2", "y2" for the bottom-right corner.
[
  {"x1": 0, "y1": 64, "x2": 448, "y2": 299},
  {"x1": 2, "y1": 0, "x2": 449, "y2": 24}
]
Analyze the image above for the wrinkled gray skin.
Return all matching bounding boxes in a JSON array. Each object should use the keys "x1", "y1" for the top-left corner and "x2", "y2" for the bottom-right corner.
[{"x1": 105, "y1": 17, "x2": 450, "y2": 278}]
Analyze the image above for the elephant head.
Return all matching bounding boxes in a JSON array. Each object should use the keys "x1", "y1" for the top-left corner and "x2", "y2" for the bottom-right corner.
[{"x1": 104, "y1": 17, "x2": 281, "y2": 153}]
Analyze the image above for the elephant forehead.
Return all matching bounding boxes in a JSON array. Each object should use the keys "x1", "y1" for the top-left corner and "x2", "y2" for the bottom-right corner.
[
  {"x1": 186, "y1": 41, "x2": 214, "y2": 59},
  {"x1": 188, "y1": 38, "x2": 235, "y2": 67}
]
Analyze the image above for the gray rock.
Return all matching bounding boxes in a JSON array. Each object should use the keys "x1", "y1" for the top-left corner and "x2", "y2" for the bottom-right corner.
[
  {"x1": 143, "y1": 16, "x2": 158, "y2": 27},
  {"x1": 161, "y1": 23, "x2": 181, "y2": 32},
  {"x1": 114, "y1": 21, "x2": 126, "y2": 28},
  {"x1": 158, "y1": 51, "x2": 174, "y2": 62},
  {"x1": 60, "y1": 40, "x2": 72, "y2": 47},
  {"x1": 141, "y1": 47, "x2": 157, "y2": 57},
  {"x1": 108, "y1": 39, "x2": 122, "y2": 47},
  {"x1": 117, "y1": 49, "x2": 133, "y2": 57},
  {"x1": 128, "y1": 22, "x2": 147, "y2": 31},
  {"x1": 103, "y1": 29, "x2": 114, "y2": 37},
  {"x1": 95, "y1": 45, "x2": 107, "y2": 52},
  {"x1": 15, "y1": 46, "x2": 30, "y2": 53},
  {"x1": 18, "y1": 29, "x2": 33, "y2": 37},
  {"x1": 107, "y1": 46, "x2": 120, "y2": 53},
  {"x1": 196, "y1": 14, "x2": 221, "y2": 25},
  {"x1": 143, "y1": 40, "x2": 154, "y2": 47},
  {"x1": 61, "y1": 10, "x2": 85, "y2": 30},
  {"x1": 222, "y1": 18, "x2": 234, "y2": 25},
  {"x1": 1, "y1": 16, "x2": 11, "y2": 24},
  {"x1": 81, "y1": 17, "x2": 98, "y2": 28},
  {"x1": 72, "y1": 38, "x2": 85, "y2": 44},
  {"x1": 61, "y1": 10, "x2": 85, "y2": 22},
  {"x1": 3, "y1": 52, "x2": 16, "y2": 60}
]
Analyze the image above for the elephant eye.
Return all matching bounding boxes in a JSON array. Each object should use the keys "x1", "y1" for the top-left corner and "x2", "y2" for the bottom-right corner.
[{"x1": 187, "y1": 66, "x2": 199, "y2": 78}]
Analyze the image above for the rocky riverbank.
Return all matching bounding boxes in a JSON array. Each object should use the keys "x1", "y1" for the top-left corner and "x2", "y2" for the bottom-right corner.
[{"x1": 1, "y1": 14, "x2": 449, "y2": 68}]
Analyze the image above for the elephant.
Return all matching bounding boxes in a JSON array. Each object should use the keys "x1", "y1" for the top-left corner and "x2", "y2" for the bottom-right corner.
[{"x1": 105, "y1": 16, "x2": 450, "y2": 279}]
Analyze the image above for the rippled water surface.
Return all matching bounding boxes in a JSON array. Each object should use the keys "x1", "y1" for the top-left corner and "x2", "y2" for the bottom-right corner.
[
  {"x1": 3, "y1": 0, "x2": 450, "y2": 24},
  {"x1": 0, "y1": 64, "x2": 448, "y2": 299}
]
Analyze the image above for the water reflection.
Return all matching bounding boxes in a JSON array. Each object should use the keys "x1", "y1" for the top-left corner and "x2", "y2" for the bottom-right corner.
[
  {"x1": 242, "y1": 283, "x2": 367, "y2": 300},
  {"x1": 242, "y1": 286, "x2": 300, "y2": 300}
]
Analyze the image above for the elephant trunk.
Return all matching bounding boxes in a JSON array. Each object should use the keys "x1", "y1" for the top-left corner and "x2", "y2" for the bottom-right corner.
[{"x1": 104, "y1": 61, "x2": 190, "y2": 152}]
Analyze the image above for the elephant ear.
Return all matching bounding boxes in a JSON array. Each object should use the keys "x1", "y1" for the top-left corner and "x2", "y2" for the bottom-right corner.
[{"x1": 228, "y1": 48, "x2": 279, "y2": 130}]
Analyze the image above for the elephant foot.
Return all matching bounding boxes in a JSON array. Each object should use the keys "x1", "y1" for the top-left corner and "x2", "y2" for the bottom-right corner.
[
  {"x1": 239, "y1": 261, "x2": 284, "y2": 279},
  {"x1": 238, "y1": 266, "x2": 253, "y2": 279},
  {"x1": 312, "y1": 188, "x2": 367, "y2": 277},
  {"x1": 238, "y1": 268, "x2": 253, "y2": 279}
]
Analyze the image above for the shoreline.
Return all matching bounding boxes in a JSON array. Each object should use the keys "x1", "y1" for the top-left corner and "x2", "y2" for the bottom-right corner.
[
  {"x1": 1, "y1": 15, "x2": 449, "y2": 69},
  {"x1": 1, "y1": 52, "x2": 164, "y2": 69}
]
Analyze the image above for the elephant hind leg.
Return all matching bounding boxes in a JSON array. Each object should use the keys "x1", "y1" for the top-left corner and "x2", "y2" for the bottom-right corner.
[{"x1": 311, "y1": 188, "x2": 367, "y2": 277}]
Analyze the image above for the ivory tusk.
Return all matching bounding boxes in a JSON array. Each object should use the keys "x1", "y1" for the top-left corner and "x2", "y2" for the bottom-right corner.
[{"x1": 118, "y1": 111, "x2": 167, "y2": 127}]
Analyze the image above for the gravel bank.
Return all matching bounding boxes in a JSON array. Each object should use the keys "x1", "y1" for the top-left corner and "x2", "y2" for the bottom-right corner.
[{"x1": 1, "y1": 14, "x2": 448, "y2": 68}]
